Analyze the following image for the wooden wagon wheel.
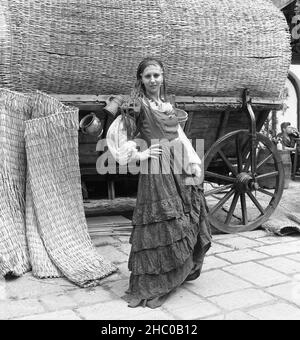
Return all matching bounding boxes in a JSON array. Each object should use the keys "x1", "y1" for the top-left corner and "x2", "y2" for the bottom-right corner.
[{"x1": 204, "y1": 129, "x2": 285, "y2": 234}]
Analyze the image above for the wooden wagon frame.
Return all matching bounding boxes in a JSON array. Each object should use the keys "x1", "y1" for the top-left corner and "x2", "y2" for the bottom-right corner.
[{"x1": 53, "y1": 89, "x2": 285, "y2": 234}]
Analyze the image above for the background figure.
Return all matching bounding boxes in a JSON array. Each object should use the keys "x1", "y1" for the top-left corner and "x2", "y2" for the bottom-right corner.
[{"x1": 277, "y1": 122, "x2": 300, "y2": 170}]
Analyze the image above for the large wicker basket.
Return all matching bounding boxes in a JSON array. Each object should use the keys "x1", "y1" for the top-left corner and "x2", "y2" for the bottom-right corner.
[{"x1": 0, "y1": 0, "x2": 291, "y2": 98}]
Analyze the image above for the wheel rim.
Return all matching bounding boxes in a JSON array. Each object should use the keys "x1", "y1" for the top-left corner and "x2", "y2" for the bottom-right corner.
[{"x1": 204, "y1": 130, "x2": 285, "y2": 234}]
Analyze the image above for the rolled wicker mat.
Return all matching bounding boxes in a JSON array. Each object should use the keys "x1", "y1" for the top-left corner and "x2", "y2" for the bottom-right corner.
[
  {"x1": 25, "y1": 180, "x2": 61, "y2": 279},
  {"x1": 0, "y1": 89, "x2": 31, "y2": 276},
  {"x1": 0, "y1": 0, "x2": 291, "y2": 98},
  {"x1": 25, "y1": 104, "x2": 117, "y2": 287},
  {"x1": 262, "y1": 213, "x2": 300, "y2": 236},
  {"x1": 0, "y1": 88, "x2": 117, "y2": 286},
  {"x1": 24, "y1": 91, "x2": 78, "y2": 279}
]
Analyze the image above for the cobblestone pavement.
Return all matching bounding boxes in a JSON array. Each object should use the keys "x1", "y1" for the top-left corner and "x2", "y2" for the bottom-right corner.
[{"x1": 1, "y1": 182, "x2": 300, "y2": 320}]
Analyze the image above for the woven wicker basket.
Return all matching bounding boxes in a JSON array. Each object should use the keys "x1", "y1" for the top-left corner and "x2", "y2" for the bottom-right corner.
[{"x1": 0, "y1": 0, "x2": 291, "y2": 99}]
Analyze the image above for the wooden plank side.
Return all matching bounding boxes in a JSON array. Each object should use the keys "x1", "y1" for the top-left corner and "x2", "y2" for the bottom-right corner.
[
  {"x1": 79, "y1": 143, "x2": 99, "y2": 165},
  {"x1": 50, "y1": 94, "x2": 283, "y2": 107}
]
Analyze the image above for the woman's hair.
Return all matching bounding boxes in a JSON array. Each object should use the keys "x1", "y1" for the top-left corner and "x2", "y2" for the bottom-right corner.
[
  {"x1": 132, "y1": 57, "x2": 167, "y2": 101},
  {"x1": 121, "y1": 57, "x2": 167, "y2": 139}
]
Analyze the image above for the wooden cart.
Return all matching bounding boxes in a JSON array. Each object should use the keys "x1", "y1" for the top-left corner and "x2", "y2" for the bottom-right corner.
[{"x1": 54, "y1": 89, "x2": 285, "y2": 234}]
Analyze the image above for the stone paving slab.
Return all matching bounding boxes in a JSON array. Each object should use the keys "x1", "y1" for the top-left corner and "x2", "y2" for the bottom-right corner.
[
  {"x1": 40, "y1": 293, "x2": 78, "y2": 312},
  {"x1": 216, "y1": 249, "x2": 268, "y2": 264},
  {"x1": 258, "y1": 257, "x2": 300, "y2": 275},
  {"x1": 77, "y1": 300, "x2": 169, "y2": 320},
  {"x1": 247, "y1": 302, "x2": 300, "y2": 320},
  {"x1": 67, "y1": 286, "x2": 117, "y2": 306},
  {"x1": 208, "y1": 289, "x2": 275, "y2": 311},
  {"x1": 214, "y1": 236, "x2": 265, "y2": 250},
  {"x1": 185, "y1": 270, "x2": 252, "y2": 298},
  {"x1": 266, "y1": 282, "x2": 300, "y2": 307},
  {"x1": 255, "y1": 241, "x2": 300, "y2": 257},
  {"x1": 164, "y1": 300, "x2": 221, "y2": 320},
  {"x1": 2, "y1": 181, "x2": 300, "y2": 320},
  {"x1": 116, "y1": 262, "x2": 131, "y2": 278},
  {"x1": 237, "y1": 230, "x2": 269, "y2": 239},
  {"x1": 206, "y1": 243, "x2": 233, "y2": 255},
  {"x1": 223, "y1": 262, "x2": 290, "y2": 287},
  {"x1": 5, "y1": 275, "x2": 75, "y2": 300},
  {"x1": 212, "y1": 234, "x2": 240, "y2": 241},
  {"x1": 287, "y1": 254, "x2": 300, "y2": 262},
  {"x1": 15, "y1": 310, "x2": 81, "y2": 320},
  {"x1": 256, "y1": 236, "x2": 300, "y2": 245},
  {"x1": 222, "y1": 311, "x2": 257, "y2": 320},
  {"x1": 96, "y1": 245, "x2": 128, "y2": 264},
  {"x1": 162, "y1": 288, "x2": 206, "y2": 310},
  {"x1": 0, "y1": 299, "x2": 45, "y2": 320},
  {"x1": 202, "y1": 256, "x2": 231, "y2": 271}
]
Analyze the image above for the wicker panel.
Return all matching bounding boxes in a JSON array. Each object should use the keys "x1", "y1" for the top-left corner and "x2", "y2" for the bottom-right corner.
[
  {"x1": 25, "y1": 91, "x2": 69, "y2": 279},
  {"x1": 25, "y1": 181, "x2": 62, "y2": 278},
  {"x1": 0, "y1": 0, "x2": 291, "y2": 98},
  {"x1": 25, "y1": 104, "x2": 117, "y2": 287},
  {"x1": 0, "y1": 88, "x2": 117, "y2": 285},
  {"x1": 0, "y1": 89, "x2": 31, "y2": 276}
]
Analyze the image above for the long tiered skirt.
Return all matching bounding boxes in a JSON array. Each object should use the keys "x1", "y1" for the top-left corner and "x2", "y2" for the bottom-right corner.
[{"x1": 127, "y1": 164, "x2": 212, "y2": 302}]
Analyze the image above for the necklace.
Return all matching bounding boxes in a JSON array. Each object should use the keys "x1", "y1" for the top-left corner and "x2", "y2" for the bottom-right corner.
[{"x1": 149, "y1": 97, "x2": 163, "y2": 110}]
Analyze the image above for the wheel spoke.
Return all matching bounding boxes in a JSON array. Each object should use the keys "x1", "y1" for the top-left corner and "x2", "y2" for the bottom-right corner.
[
  {"x1": 247, "y1": 192, "x2": 265, "y2": 215},
  {"x1": 225, "y1": 192, "x2": 240, "y2": 225},
  {"x1": 257, "y1": 153, "x2": 273, "y2": 171},
  {"x1": 218, "y1": 149, "x2": 238, "y2": 176},
  {"x1": 236, "y1": 134, "x2": 243, "y2": 172},
  {"x1": 205, "y1": 171, "x2": 236, "y2": 183},
  {"x1": 204, "y1": 130, "x2": 284, "y2": 234},
  {"x1": 210, "y1": 189, "x2": 235, "y2": 215},
  {"x1": 243, "y1": 153, "x2": 252, "y2": 173},
  {"x1": 205, "y1": 184, "x2": 234, "y2": 197},
  {"x1": 256, "y1": 171, "x2": 279, "y2": 180},
  {"x1": 241, "y1": 139, "x2": 251, "y2": 171},
  {"x1": 240, "y1": 193, "x2": 248, "y2": 225},
  {"x1": 243, "y1": 142, "x2": 258, "y2": 173},
  {"x1": 257, "y1": 188, "x2": 274, "y2": 197}
]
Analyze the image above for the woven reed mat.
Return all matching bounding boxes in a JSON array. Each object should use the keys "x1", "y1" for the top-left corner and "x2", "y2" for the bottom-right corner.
[
  {"x1": 25, "y1": 98, "x2": 117, "y2": 287},
  {"x1": 0, "y1": 0, "x2": 291, "y2": 98},
  {"x1": 0, "y1": 89, "x2": 31, "y2": 276},
  {"x1": 25, "y1": 92, "x2": 68, "y2": 278},
  {"x1": 262, "y1": 213, "x2": 300, "y2": 236},
  {"x1": 25, "y1": 91, "x2": 79, "y2": 278},
  {"x1": 25, "y1": 181, "x2": 61, "y2": 278},
  {"x1": 0, "y1": 88, "x2": 116, "y2": 286}
]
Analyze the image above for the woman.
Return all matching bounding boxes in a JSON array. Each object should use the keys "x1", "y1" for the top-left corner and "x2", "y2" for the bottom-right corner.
[{"x1": 107, "y1": 58, "x2": 211, "y2": 309}]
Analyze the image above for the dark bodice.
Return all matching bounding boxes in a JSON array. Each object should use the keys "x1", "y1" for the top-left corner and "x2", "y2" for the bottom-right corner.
[{"x1": 136, "y1": 100, "x2": 179, "y2": 146}]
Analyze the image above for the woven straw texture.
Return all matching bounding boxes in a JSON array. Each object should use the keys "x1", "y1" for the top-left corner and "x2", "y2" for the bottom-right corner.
[
  {"x1": 25, "y1": 181, "x2": 62, "y2": 278},
  {"x1": 0, "y1": 0, "x2": 291, "y2": 99},
  {"x1": 0, "y1": 88, "x2": 116, "y2": 286},
  {"x1": 25, "y1": 103, "x2": 117, "y2": 287},
  {"x1": 0, "y1": 89, "x2": 31, "y2": 276},
  {"x1": 25, "y1": 92, "x2": 69, "y2": 278},
  {"x1": 262, "y1": 213, "x2": 300, "y2": 236}
]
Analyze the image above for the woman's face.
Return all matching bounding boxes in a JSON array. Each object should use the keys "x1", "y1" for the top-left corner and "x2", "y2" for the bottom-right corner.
[{"x1": 141, "y1": 65, "x2": 163, "y2": 97}]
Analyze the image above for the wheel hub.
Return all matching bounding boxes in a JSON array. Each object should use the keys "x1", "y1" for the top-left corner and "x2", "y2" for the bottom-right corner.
[{"x1": 235, "y1": 172, "x2": 256, "y2": 193}]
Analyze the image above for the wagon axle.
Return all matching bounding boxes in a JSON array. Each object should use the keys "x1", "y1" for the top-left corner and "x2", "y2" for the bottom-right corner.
[{"x1": 234, "y1": 172, "x2": 259, "y2": 193}]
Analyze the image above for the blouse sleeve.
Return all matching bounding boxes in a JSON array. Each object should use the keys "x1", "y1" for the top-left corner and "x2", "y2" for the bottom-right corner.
[
  {"x1": 177, "y1": 125, "x2": 202, "y2": 169},
  {"x1": 107, "y1": 115, "x2": 139, "y2": 165}
]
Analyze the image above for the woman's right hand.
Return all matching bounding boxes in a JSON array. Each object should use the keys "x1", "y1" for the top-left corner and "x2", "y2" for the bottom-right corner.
[{"x1": 137, "y1": 144, "x2": 162, "y2": 161}]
